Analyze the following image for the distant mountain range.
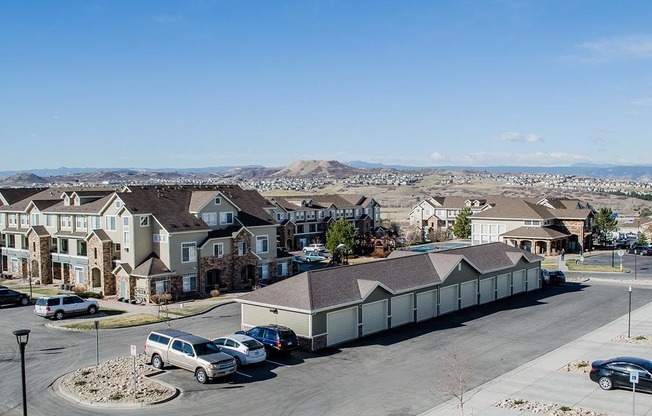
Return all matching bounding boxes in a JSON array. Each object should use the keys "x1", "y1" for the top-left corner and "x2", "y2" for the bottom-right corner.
[{"x1": 1, "y1": 160, "x2": 652, "y2": 186}]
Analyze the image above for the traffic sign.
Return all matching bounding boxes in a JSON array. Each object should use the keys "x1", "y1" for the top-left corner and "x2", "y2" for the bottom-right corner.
[
  {"x1": 618, "y1": 249, "x2": 624, "y2": 257},
  {"x1": 630, "y1": 371, "x2": 639, "y2": 384},
  {"x1": 130, "y1": 345, "x2": 137, "y2": 356}
]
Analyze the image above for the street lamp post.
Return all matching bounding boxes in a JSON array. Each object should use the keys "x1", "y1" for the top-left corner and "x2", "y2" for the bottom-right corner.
[
  {"x1": 13, "y1": 329, "x2": 30, "y2": 416},
  {"x1": 628, "y1": 286, "x2": 633, "y2": 338}
]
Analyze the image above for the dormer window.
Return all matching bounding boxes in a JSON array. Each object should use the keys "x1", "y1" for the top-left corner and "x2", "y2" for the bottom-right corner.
[{"x1": 215, "y1": 197, "x2": 221, "y2": 205}]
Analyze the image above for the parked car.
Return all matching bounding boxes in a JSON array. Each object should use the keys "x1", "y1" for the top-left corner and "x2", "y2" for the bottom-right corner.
[
  {"x1": 589, "y1": 357, "x2": 652, "y2": 392},
  {"x1": 34, "y1": 294, "x2": 99, "y2": 320},
  {"x1": 640, "y1": 247, "x2": 652, "y2": 256},
  {"x1": 303, "y1": 243, "x2": 326, "y2": 254},
  {"x1": 236, "y1": 324, "x2": 299, "y2": 354},
  {"x1": 145, "y1": 329, "x2": 237, "y2": 383},
  {"x1": 541, "y1": 270, "x2": 565, "y2": 287},
  {"x1": 0, "y1": 288, "x2": 31, "y2": 307},
  {"x1": 212, "y1": 334, "x2": 267, "y2": 366}
]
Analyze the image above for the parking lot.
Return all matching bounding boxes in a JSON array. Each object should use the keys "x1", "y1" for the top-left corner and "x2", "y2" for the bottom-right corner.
[{"x1": 3, "y1": 280, "x2": 652, "y2": 415}]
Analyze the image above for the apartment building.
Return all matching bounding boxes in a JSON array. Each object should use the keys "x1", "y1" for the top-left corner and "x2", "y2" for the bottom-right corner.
[
  {"x1": 0, "y1": 185, "x2": 289, "y2": 303},
  {"x1": 267, "y1": 194, "x2": 381, "y2": 250},
  {"x1": 408, "y1": 196, "x2": 595, "y2": 254}
]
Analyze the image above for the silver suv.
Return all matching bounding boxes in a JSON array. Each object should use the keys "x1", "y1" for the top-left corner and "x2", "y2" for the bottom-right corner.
[
  {"x1": 145, "y1": 329, "x2": 237, "y2": 383},
  {"x1": 34, "y1": 294, "x2": 99, "y2": 320}
]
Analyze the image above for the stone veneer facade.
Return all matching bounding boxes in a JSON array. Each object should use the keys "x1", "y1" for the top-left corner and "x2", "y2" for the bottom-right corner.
[{"x1": 87, "y1": 235, "x2": 116, "y2": 295}]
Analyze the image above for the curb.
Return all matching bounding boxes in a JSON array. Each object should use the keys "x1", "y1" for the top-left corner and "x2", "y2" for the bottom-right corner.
[{"x1": 53, "y1": 367, "x2": 180, "y2": 409}]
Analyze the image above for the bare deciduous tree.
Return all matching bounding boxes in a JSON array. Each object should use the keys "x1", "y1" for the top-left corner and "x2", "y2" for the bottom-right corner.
[{"x1": 434, "y1": 345, "x2": 475, "y2": 416}]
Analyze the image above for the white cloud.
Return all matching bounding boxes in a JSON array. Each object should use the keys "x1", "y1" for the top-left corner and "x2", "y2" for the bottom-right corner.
[
  {"x1": 498, "y1": 131, "x2": 543, "y2": 143},
  {"x1": 450, "y1": 151, "x2": 589, "y2": 167},
  {"x1": 429, "y1": 152, "x2": 446, "y2": 161},
  {"x1": 573, "y1": 35, "x2": 652, "y2": 63}
]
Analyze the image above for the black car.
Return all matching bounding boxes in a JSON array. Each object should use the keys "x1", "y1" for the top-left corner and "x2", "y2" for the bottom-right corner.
[
  {"x1": 0, "y1": 288, "x2": 31, "y2": 307},
  {"x1": 590, "y1": 357, "x2": 652, "y2": 392},
  {"x1": 541, "y1": 270, "x2": 565, "y2": 287},
  {"x1": 236, "y1": 324, "x2": 299, "y2": 354}
]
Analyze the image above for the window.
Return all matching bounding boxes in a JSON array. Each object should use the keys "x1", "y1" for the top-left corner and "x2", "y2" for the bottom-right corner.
[
  {"x1": 10, "y1": 257, "x2": 18, "y2": 273},
  {"x1": 219, "y1": 212, "x2": 234, "y2": 225},
  {"x1": 256, "y1": 235, "x2": 269, "y2": 254},
  {"x1": 277, "y1": 262, "x2": 288, "y2": 277},
  {"x1": 106, "y1": 216, "x2": 116, "y2": 231},
  {"x1": 183, "y1": 273, "x2": 197, "y2": 292},
  {"x1": 258, "y1": 263, "x2": 269, "y2": 279},
  {"x1": 31, "y1": 213, "x2": 39, "y2": 226},
  {"x1": 60, "y1": 238, "x2": 69, "y2": 254},
  {"x1": 181, "y1": 242, "x2": 196, "y2": 263},
  {"x1": 123, "y1": 231, "x2": 130, "y2": 248},
  {"x1": 0, "y1": 214, "x2": 4, "y2": 226},
  {"x1": 20, "y1": 214, "x2": 29, "y2": 227},
  {"x1": 9, "y1": 214, "x2": 17, "y2": 226},
  {"x1": 213, "y1": 243, "x2": 224, "y2": 258},
  {"x1": 60, "y1": 215, "x2": 72, "y2": 228},
  {"x1": 152, "y1": 234, "x2": 168, "y2": 243},
  {"x1": 76, "y1": 216, "x2": 87, "y2": 229},
  {"x1": 115, "y1": 200, "x2": 122, "y2": 208},
  {"x1": 89, "y1": 216, "x2": 100, "y2": 229},
  {"x1": 214, "y1": 197, "x2": 221, "y2": 205},
  {"x1": 276, "y1": 212, "x2": 284, "y2": 221},
  {"x1": 140, "y1": 216, "x2": 149, "y2": 227},
  {"x1": 114, "y1": 243, "x2": 121, "y2": 252},
  {"x1": 202, "y1": 212, "x2": 217, "y2": 226},
  {"x1": 238, "y1": 241, "x2": 247, "y2": 256},
  {"x1": 45, "y1": 214, "x2": 55, "y2": 227},
  {"x1": 155, "y1": 279, "x2": 170, "y2": 295},
  {"x1": 78, "y1": 241, "x2": 87, "y2": 256},
  {"x1": 123, "y1": 216, "x2": 130, "y2": 226}
]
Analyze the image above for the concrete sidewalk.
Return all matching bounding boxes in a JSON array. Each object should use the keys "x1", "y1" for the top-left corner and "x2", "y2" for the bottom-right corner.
[{"x1": 419, "y1": 301, "x2": 652, "y2": 416}]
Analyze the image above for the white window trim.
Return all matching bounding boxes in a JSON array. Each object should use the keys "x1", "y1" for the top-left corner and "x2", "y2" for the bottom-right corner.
[
  {"x1": 214, "y1": 197, "x2": 221, "y2": 205},
  {"x1": 106, "y1": 216, "x2": 116, "y2": 231},
  {"x1": 181, "y1": 242, "x2": 197, "y2": 263},
  {"x1": 140, "y1": 216, "x2": 149, "y2": 227},
  {"x1": 256, "y1": 235, "x2": 269, "y2": 254},
  {"x1": 213, "y1": 243, "x2": 224, "y2": 258},
  {"x1": 219, "y1": 211, "x2": 234, "y2": 225}
]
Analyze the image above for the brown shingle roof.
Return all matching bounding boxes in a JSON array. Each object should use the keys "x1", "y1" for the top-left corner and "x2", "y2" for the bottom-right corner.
[
  {"x1": 0, "y1": 188, "x2": 48, "y2": 205},
  {"x1": 131, "y1": 253, "x2": 173, "y2": 277},
  {"x1": 501, "y1": 226, "x2": 571, "y2": 239},
  {"x1": 238, "y1": 242, "x2": 540, "y2": 312}
]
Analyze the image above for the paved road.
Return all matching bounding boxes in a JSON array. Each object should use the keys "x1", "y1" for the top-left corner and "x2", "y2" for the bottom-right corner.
[{"x1": 2, "y1": 280, "x2": 652, "y2": 416}]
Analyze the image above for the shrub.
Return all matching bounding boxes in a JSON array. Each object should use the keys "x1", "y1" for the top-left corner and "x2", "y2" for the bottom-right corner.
[
  {"x1": 73, "y1": 285, "x2": 87, "y2": 293},
  {"x1": 636, "y1": 335, "x2": 647, "y2": 340},
  {"x1": 75, "y1": 380, "x2": 87, "y2": 386},
  {"x1": 109, "y1": 392, "x2": 124, "y2": 400},
  {"x1": 560, "y1": 406, "x2": 572, "y2": 412},
  {"x1": 210, "y1": 289, "x2": 220, "y2": 298},
  {"x1": 150, "y1": 294, "x2": 160, "y2": 304},
  {"x1": 160, "y1": 293, "x2": 172, "y2": 304},
  {"x1": 77, "y1": 291, "x2": 103, "y2": 299}
]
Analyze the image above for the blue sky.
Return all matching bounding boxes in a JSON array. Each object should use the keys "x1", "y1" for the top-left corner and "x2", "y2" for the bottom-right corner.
[{"x1": 2, "y1": 1, "x2": 652, "y2": 170}]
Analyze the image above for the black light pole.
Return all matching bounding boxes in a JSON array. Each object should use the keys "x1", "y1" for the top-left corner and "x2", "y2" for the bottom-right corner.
[
  {"x1": 628, "y1": 286, "x2": 633, "y2": 338},
  {"x1": 13, "y1": 329, "x2": 30, "y2": 416}
]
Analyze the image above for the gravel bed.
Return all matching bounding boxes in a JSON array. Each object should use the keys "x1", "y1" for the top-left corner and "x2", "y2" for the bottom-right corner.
[
  {"x1": 559, "y1": 360, "x2": 591, "y2": 374},
  {"x1": 58, "y1": 354, "x2": 176, "y2": 405},
  {"x1": 612, "y1": 334, "x2": 652, "y2": 344},
  {"x1": 494, "y1": 398, "x2": 610, "y2": 415}
]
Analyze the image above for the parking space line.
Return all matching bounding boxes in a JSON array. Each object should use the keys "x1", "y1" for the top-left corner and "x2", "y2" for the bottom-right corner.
[
  {"x1": 236, "y1": 371, "x2": 252, "y2": 378},
  {"x1": 265, "y1": 359, "x2": 291, "y2": 367}
]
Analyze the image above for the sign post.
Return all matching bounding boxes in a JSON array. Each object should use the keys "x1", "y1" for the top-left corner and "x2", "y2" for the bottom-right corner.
[
  {"x1": 618, "y1": 249, "x2": 624, "y2": 271},
  {"x1": 94, "y1": 320, "x2": 99, "y2": 365},
  {"x1": 630, "y1": 370, "x2": 639, "y2": 416},
  {"x1": 130, "y1": 345, "x2": 137, "y2": 396}
]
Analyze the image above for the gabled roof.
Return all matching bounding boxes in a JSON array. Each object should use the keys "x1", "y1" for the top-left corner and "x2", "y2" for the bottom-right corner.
[
  {"x1": 27, "y1": 225, "x2": 50, "y2": 237},
  {"x1": 0, "y1": 188, "x2": 48, "y2": 206},
  {"x1": 130, "y1": 253, "x2": 173, "y2": 278},
  {"x1": 0, "y1": 188, "x2": 63, "y2": 212},
  {"x1": 501, "y1": 226, "x2": 571, "y2": 239},
  {"x1": 472, "y1": 199, "x2": 555, "y2": 220},
  {"x1": 86, "y1": 229, "x2": 112, "y2": 243},
  {"x1": 42, "y1": 194, "x2": 114, "y2": 214},
  {"x1": 238, "y1": 242, "x2": 541, "y2": 312}
]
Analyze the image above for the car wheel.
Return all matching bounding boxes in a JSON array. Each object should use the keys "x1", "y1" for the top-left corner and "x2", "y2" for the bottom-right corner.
[
  {"x1": 88, "y1": 305, "x2": 98, "y2": 315},
  {"x1": 235, "y1": 357, "x2": 242, "y2": 367},
  {"x1": 151, "y1": 354, "x2": 164, "y2": 369},
  {"x1": 19, "y1": 297, "x2": 29, "y2": 306},
  {"x1": 598, "y1": 376, "x2": 613, "y2": 390},
  {"x1": 196, "y1": 368, "x2": 208, "y2": 384},
  {"x1": 54, "y1": 310, "x2": 64, "y2": 320}
]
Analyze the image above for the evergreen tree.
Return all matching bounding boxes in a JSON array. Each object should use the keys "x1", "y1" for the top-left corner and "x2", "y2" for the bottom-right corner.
[
  {"x1": 594, "y1": 207, "x2": 618, "y2": 244},
  {"x1": 452, "y1": 208, "x2": 472, "y2": 239},
  {"x1": 326, "y1": 219, "x2": 357, "y2": 255}
]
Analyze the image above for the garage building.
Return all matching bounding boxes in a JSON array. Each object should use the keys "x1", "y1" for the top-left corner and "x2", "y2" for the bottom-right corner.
[{"x1": 236, "y1": 242, "x2": 542, "y2": 351}]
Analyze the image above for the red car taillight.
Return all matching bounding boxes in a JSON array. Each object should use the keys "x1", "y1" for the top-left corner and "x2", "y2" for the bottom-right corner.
[
  {"x1": 590, "y1": 367, "x2": 597, "y2": 373},
  {"x1": 276, "y1": 341, "x2": 282, "y2": 348},
  {"x1": 46, "y1": 306, "x2": 50, "y2": 311}
]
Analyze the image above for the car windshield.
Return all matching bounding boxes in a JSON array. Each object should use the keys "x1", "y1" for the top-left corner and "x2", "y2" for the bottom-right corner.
[
  {"x1": 242, "y1": 339, "x2": 262, "y2": 348},
  {"x1": 279, "y1": 330, "x2": 296, "y2": 340},
  {"x1": 194, "y1": 341, "x2": 221, "y2": 356}
]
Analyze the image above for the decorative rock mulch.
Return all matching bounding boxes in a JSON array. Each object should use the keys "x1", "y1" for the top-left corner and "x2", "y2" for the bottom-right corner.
[
  {"x1": 494, "y1": 398, "x2": 610, "y2": 416},
  {"x1": 559, "y1": 360, "x2": 591, "y2": 374},
  {"x1": 58, "y1": 354, "x2": 176, "y2": 405},
  {"x1": 612, "y1": 334, "x2": 652, "y2": 344}
]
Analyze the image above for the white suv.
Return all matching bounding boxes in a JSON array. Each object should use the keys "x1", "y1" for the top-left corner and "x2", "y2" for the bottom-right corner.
[
  {"x1": 34, "y1": 294, "x2": 99, "y2": 320},
  {"x1": 303, "y1": 243, "x2": 326, "y2": 254}
]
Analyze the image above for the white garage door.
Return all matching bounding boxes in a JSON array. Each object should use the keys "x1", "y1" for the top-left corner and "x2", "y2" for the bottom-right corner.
[
  {"x1": 326, "y1": 307, "x2": 359, "y2": 346},
  {"x1": 512, "y1": 271, "x2": 526, "y2": 294},
  {"x1": 479, "y1": 277, "x2": 495, "y2": 305},
  {"x1": 417, "y1": 290, "x2": 437, "y2": 322},
  {"x1": 460, "y1": 280, "x2": 478, "y2": 309},
  {"x1": 362, "y1": 300, "x2": 388, "y2": 336},
  {"x1": 439, "y1": 285, "x2": 458, "y2": 315},
  {"x1": 526, "y1": 268, "x2": 539, "y2": 291},
  {"x1": 391, "y1": 294, "x2": 414, "y2": 328},
  {"x1": 497, "y1": 274, "x2": 511, "y2": 299}
]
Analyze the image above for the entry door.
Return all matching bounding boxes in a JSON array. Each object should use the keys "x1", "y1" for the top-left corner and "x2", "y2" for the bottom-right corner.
[{"x1": 119, "y1": 280, "x2": 127, "y2": 299}]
